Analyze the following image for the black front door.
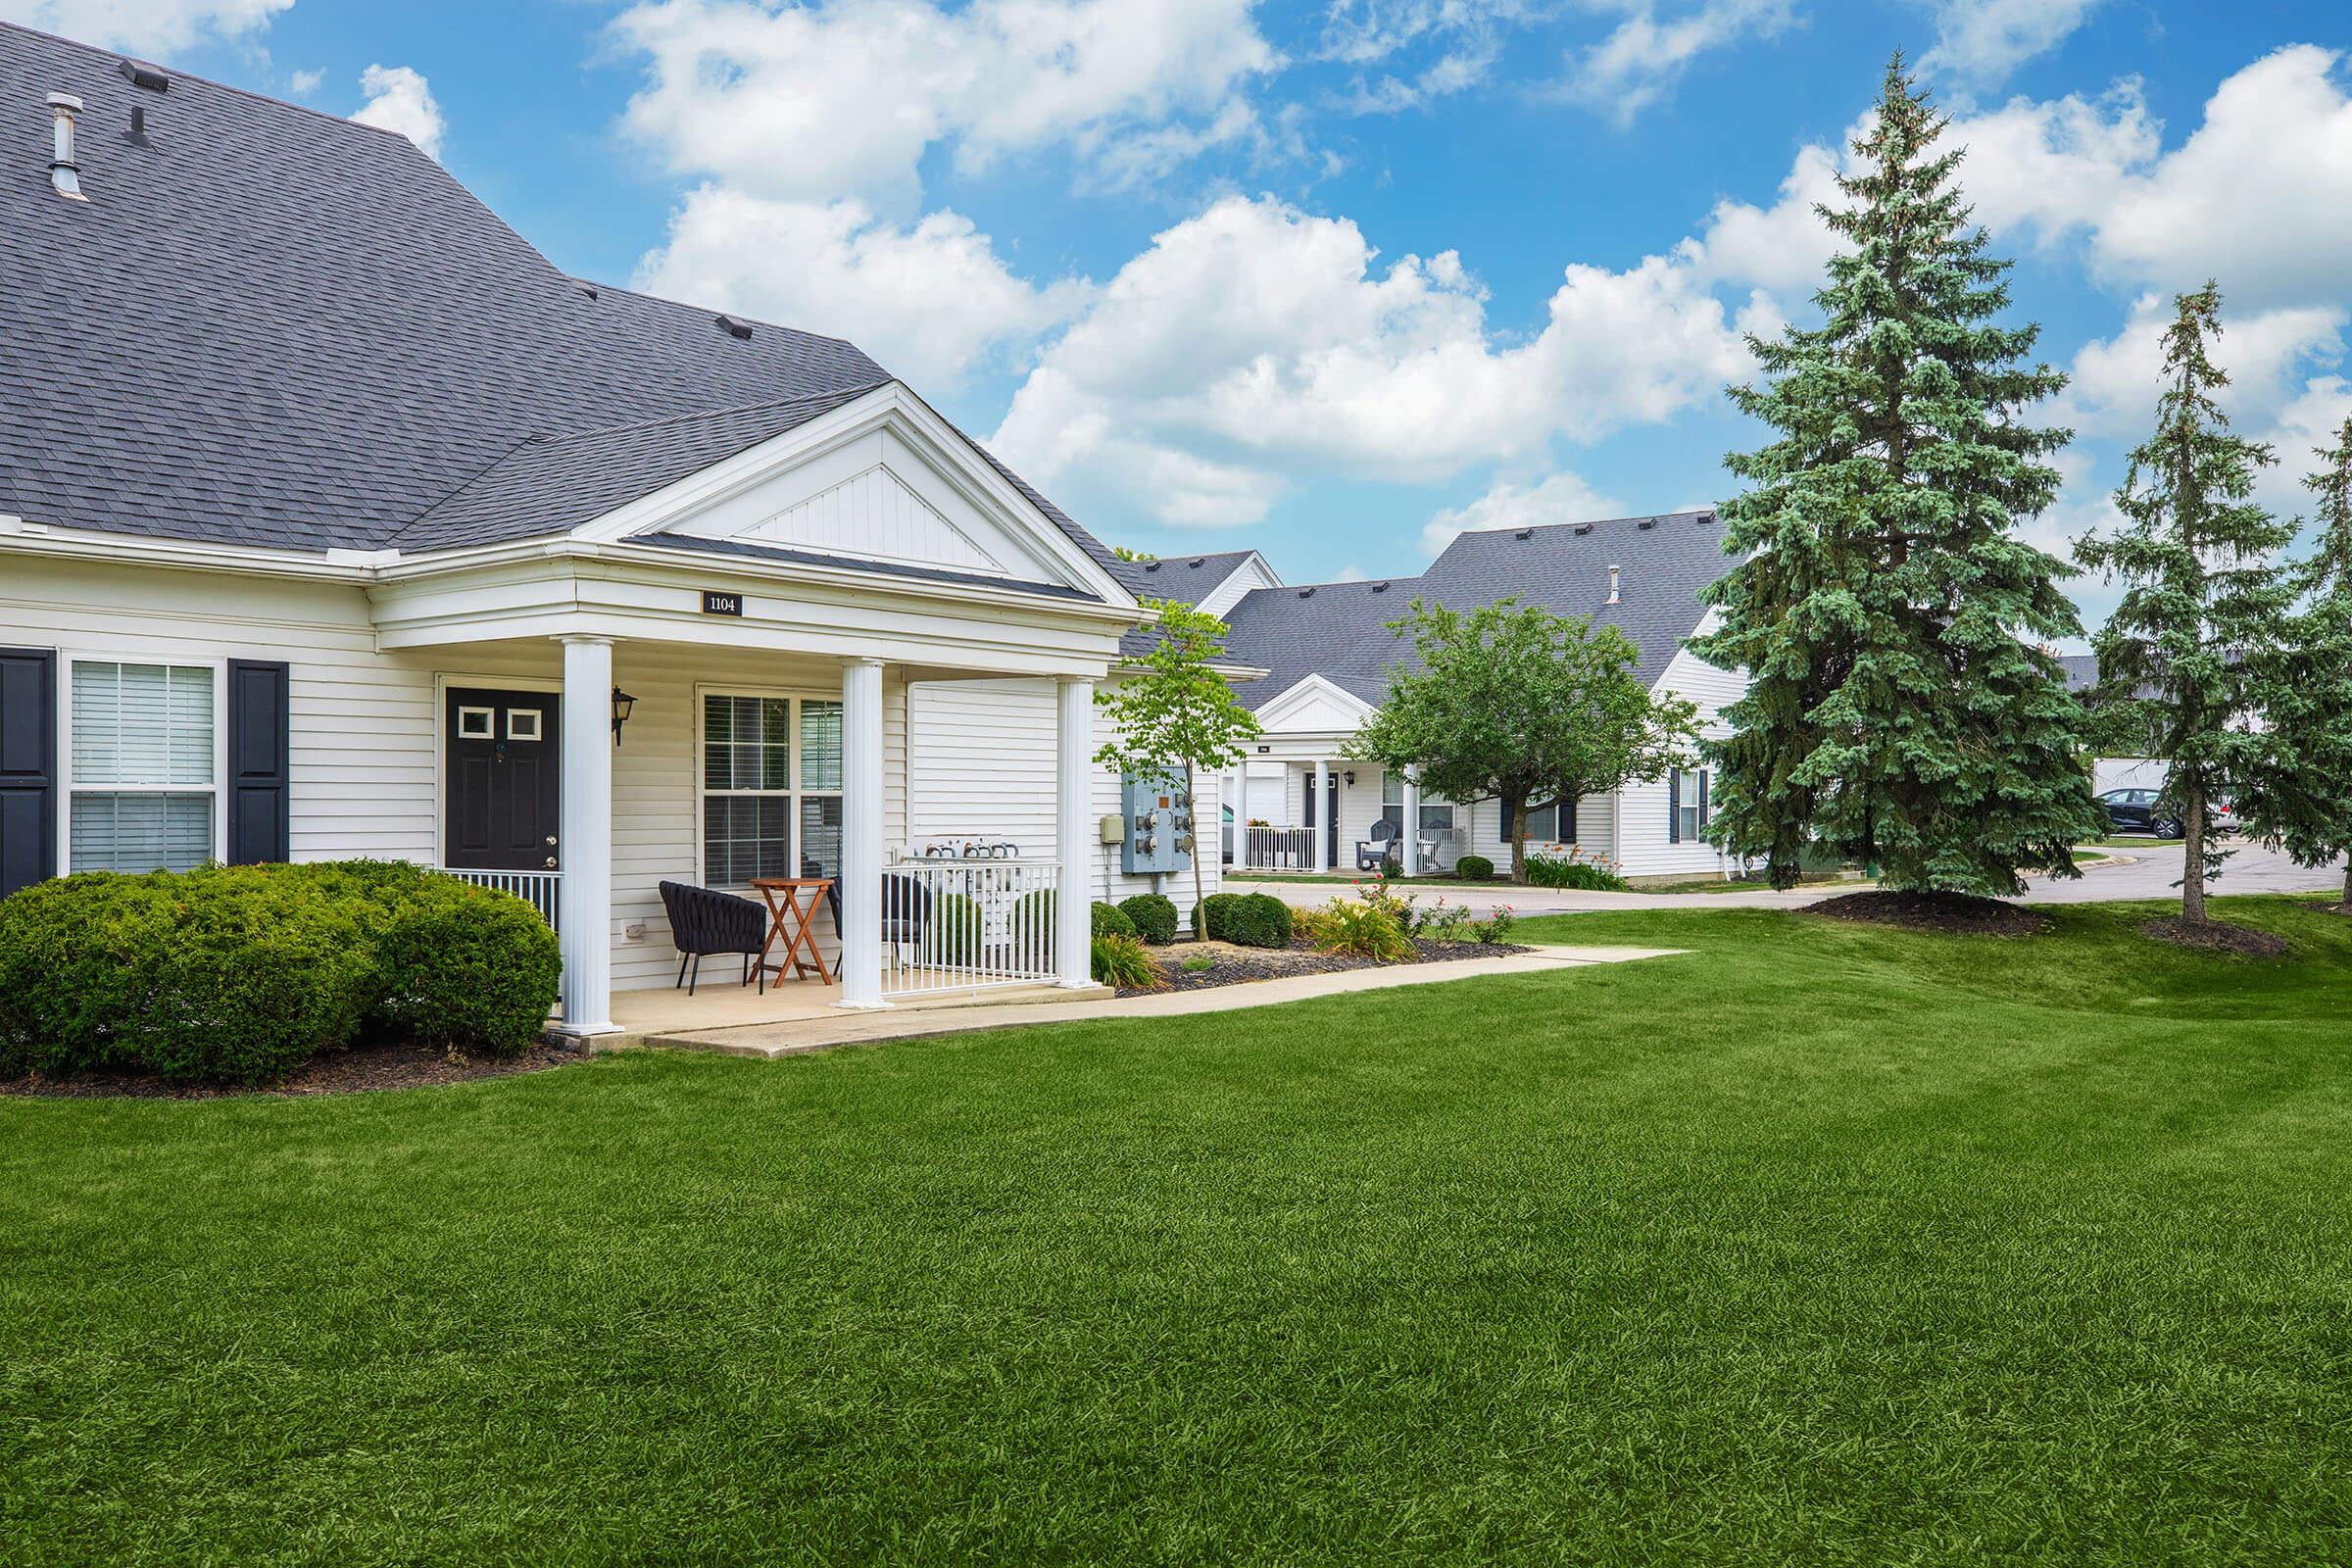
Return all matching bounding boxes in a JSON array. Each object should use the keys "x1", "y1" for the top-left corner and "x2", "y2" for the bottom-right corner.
[
  {"x1": 446, "y1": 688, "x2": 562, "y2": 871},
  {"x1": 1304, "y1": 768, "x2": 1339, "y2": 866}
]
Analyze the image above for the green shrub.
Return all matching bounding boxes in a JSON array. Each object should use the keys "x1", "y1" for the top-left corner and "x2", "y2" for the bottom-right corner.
[
  {"x1": 1454, "y1": 854, "x2": 1495, "y2": 881},
  {"x1": 1295, "y1": 897, "x2": 1416, "y2": 961},
  {"x1": 1090, "y1": 901, "x2": 1137, "y2": 940},
  {"x1": 0, "y1": 867, "x2": 373, "y2": 1084},
  {"x1": 1118, "y1": 893, "x2": 1179, "y2": 946},
  {"x1": 1196, "y1": 892, "x2": 1244, "y2": 940},
  {"x1": 924, "y1": 893, "x2": 985, "y2": 965},
  {"x1": 365, "y1": 876, "x2": 559, "y2": 1056},
  {"x1": 1467, "y1": 906, "x2": 1519, "y2": 944},
  {"x1": 1380, "y1": 856, "x2": 1402, "y2": 879},
  {"x1": 1091, "y1": 932, "x2": 1162, "y2": 989},
  {"x1": 1525, "y1": 851, "x2": 1630, "y2": 891},
  {"x1": 1010, "y1": 889, "x2": 1056, "y2": 958},
  {"x1": 1223, "y1": 893, "x2": 1293, "y2": 949}
]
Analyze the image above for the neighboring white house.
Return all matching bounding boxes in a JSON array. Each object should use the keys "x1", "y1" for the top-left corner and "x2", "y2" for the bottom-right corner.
[
  {"x1": 0, "y1": 24, "x2": 1221, "y2": 1034},
  {"x1": 1162, "y1": 515, "x2": 1748, "y2": 884}
]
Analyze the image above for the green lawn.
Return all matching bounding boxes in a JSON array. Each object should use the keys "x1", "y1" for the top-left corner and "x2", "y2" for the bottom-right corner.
[{"x1": 4, "y1": 898, "x2": 2349, "y2": 1564}]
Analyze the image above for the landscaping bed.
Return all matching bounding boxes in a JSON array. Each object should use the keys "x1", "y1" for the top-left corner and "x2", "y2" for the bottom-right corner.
[
  {"x1": 1123, "y1": 935, "x2": 1525, "y2": 996},
  {"x1": 2142, "y1": 916, "x2": 2292, "y2": 957},
  {"x1": 1804, "y1": 889, "x2": 2050, "y2": 936},
  {"x1": 1, "y1": 1035, "x2": 585, "y2": 1100}
]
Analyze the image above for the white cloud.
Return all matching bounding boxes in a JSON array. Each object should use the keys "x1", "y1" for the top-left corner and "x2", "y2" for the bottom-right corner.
[
  {"x1": 286, "y1": 67, "x2": 323, "y2": 96},
  {"x1": 353, "y1": 64, "x2": 444, "y2": 161},
  {"x1": 632, "y1": 188, "x2": 1085, "y2": 388},
  {"x1": 993, "y1": 194, "x2": 1745, "y2": 526},
  {"x1": 1555, "y1": 0, "x2": 1795, "y2": 128},
  {"x1": 1919, "y1": 0, "x2": 2101, "y2": 88},
  {"x1": 0, "y1": 0, "x2": 289, "y2": 53},
  {"x1": 1321, "y1": 0, "x2": 1529, "y2": 114},
  {"x1": 1420, "y1": 471, "x2": 1622, "y2": 555},
  {"x1": 609, "y1": 0, "x2": 1277, "y2": 207}
]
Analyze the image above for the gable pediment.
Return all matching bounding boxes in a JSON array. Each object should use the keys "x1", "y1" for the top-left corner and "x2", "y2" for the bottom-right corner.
[
  {"x1": 588, "y1": 386, "x2": 1130, "y2": 604},
  {"x1": 1257, "y1": 673, "x2": 1374, "y2": 732}
]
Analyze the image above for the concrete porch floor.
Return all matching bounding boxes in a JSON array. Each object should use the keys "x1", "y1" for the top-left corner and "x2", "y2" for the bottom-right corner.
[
  {"x1": 598, "y1": 974, "x2": 1103, "y2": 1051},
  {"x1": 630, "y1": 943, "x2": 1688, "y2": 1059}
]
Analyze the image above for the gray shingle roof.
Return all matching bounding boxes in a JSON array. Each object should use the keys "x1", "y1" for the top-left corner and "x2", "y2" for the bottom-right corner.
[
  {"x1": 0, "y1": 21, "x2": 1114, "y2": 585},
  {"x1": 1220, "y1": 511, "x2": 1735, "y2": 710},
  {"x1": 1108, "y1": 550, "x2": 1264, "y2": 659}
]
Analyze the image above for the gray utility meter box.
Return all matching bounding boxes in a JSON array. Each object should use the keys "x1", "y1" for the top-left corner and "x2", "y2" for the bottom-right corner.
[{"x1": 1118, "y1": 769, "x2": 1195, "y2": 875}]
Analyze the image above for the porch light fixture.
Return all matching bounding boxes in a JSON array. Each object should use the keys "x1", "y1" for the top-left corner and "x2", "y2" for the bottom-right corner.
[
  {"x1": 611, "y1": 686, "x2": 637, "y2": 746},
  {"x1": 1343, "y1": 770, "x2": 1355, "y2": 786}
]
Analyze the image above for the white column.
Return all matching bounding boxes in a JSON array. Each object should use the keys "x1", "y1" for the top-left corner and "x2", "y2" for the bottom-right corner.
[
  {"x1": 837, "y1": 658, "x2": 885, "y2": 1008},
  {"x1": 557, "y1": 635, "x2": 615, "y2": 1035},
  {"x1": 1310, "y1": 759, "x2": 1329, "y2": 873},
  {"x1": 1399, "y1": 772, "x2": 1420, "y2": 877},
  {"x1": 1054, "y1": 675, "x2": 1095, "y2": 988}
]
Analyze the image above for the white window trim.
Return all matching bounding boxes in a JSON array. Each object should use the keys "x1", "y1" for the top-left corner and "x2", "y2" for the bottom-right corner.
[
  {"x1": 692, "y1": 684, "x2": 846, "y2": 889},
  {"x1": 55, "y1": 652, "x2": 228, "y2": 874}
]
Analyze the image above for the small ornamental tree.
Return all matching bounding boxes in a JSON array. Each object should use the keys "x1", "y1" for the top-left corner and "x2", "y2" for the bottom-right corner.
[
  {"x1": 1349, "y1": 598, "x2": 1697, "y2": 885},
  {"x1": 1691, "y1": 56, "x2": 2099, "y2": 895},
  {"x1": 2077, "y1": 283, "x2": 2297, "y2": 924},
  {"x1": 1095, "y1": 599, "x2": 1262, "y2": 930},
  {"x1": 2238, "y1": 416, "x2": 2352, "y2": 910}
]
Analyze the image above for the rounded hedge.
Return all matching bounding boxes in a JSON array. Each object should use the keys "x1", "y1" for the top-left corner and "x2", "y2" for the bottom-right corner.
[
  {"x1": 1195, "y1": 892, "x2": 1241, "y2": 940},
  {"x1": 0, "y1": 860, "x2": 562, "y2": 1085},
  {"x1": 1118, "y1": 893, "x2": 1180, "y2": 946},
  {"x1": 1228, "y1": 893, "x2": 1294, "y2": 949},
  {"x1": 924, "y1": 892, "x2": 985, "y2": 965},
  {"x1": 1455, "y1": 854, "x2": 1495, "y2": 881},
  {"x1": 1091, "y1": 901, "x2": 1137, "y2": 939}
]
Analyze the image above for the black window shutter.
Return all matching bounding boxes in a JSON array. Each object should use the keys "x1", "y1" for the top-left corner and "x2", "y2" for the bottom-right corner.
[
  {"x1": 227, "y1": 660, "x2": 291, "y2": 864},
  {"x1": 1563, "y1": 795, "x2": 1580, "y2": 846},
  {"x1": 0, "y1": 647, "x2": 57, "y2": 897},
  {"x1": 1499, "y1": 796, "x2": 1514, "y2": 839},
  {"x1": 1668, "y1": 770, "x2": 1682, "y2": 844},
  {"x1": 1698, "y1": 771, "x2": 1711, "y2": 828}
]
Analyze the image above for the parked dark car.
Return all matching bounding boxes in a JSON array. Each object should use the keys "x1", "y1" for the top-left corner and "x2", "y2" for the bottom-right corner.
[{"x1": 2098, "y1": 787, "x2": 2183, "y2": 839}]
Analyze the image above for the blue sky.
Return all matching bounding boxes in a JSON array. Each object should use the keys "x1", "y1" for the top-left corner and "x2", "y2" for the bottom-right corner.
[{"x1": 16, "y1": 0, "x2": 2352, "y2": 638}]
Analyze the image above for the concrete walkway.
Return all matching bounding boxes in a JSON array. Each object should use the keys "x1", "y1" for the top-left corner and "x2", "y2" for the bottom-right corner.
[
  {"x1": 1228, "y1": 841, "x2": 2349, "y2": 914},
  {"x1": 642, "y1": 943, "x2": 1687, "y2": 1059}
]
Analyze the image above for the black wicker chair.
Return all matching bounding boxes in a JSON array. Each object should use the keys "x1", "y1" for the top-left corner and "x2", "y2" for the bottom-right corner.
[
  {"x1": 658, "y1": 880, "x2": 767, "y2": 996},
  {"x1": 824, "y1": 874, "x2": 933, "y2": 961}
]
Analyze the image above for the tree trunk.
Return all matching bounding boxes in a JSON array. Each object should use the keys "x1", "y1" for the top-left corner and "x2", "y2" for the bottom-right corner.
[
  {"x1": 2181, "y1": 779, "x2": 2207, "y2": 924},
  {"x1": 1506, "y1": 788, "x2": 1530, "y2": 884},
  {"x1": 1186, "y1": 760, "x2": 1205, "y2": 941},
  {"x1": 2340, "y1": 858, "x2": 2349, "y2": 910}
]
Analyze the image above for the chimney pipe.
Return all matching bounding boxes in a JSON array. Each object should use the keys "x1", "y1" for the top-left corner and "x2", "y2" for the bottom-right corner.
[
  {"x1": 46, "y1": 93, "x2": 86, "y2": 201},
  {"x1": 1606, "y1": 564, "x2": 1621, "y2": 606}
]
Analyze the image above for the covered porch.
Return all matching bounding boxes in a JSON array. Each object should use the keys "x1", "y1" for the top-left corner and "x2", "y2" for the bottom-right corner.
[
  {"x1": 1227, "y1": 744, "x2": 1462, "y2": 877},
  {"x1": 369, "y1": 541, "x2": 1131, "y2": 1036}
]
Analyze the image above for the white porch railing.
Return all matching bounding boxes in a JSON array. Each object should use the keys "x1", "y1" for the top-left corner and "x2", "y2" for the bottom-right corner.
[
  {"x1": 881, "y1": 857, "x2": 1060, "y2": 997},
  {"x1": 440, "y1": 867, "x2": 562, "y2": 931},
  {"x1": 1240, "y1": 826, "x2": 1317, "y2": 870}
]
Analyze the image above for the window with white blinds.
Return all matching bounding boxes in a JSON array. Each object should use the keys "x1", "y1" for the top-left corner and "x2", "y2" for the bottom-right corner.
[
  {"x1": 69, "y1": 662, "x2": 218, "y2": 872},
  {"x1": 700, "y1": 693, "x2": 846, "y2": 885}
]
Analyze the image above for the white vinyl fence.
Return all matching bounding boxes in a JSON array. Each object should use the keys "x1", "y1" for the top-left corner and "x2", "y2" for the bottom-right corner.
[
  {"x1": 441, "y1": 867, "x2": 562, "y2": 931},
  {"x1": 1240, "y1": 826, "x2": 1317, "y2": 870}
]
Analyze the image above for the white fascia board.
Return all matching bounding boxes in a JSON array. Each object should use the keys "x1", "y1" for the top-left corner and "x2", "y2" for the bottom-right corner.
[
  {"x1": 563, "y1": 381, "x2": 1138, "y2": 612},
  {"x1": 0, "y1": 516, "x2": 368, "y2": 582}
]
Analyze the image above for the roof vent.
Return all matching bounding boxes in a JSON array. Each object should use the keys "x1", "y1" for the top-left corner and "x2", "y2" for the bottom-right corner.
[
  {"x1": 127, "y1": 105, "x2": 149, "y2": 143},
  {"x1": 119, "y1": 60, "x2": 170, "y2": 92},
  {"x1": 1697, "y1": 511, "x2": 1715, "y2": 524},
  {"x1": 1638, "y1": 516, "x2": 1657, "y2": 530},
  {"x1": 1188, "y1": 557, "x2": 1204, "y2": 568},
  {"x1": 1371, "y1": 581, "x2": 1389, "y2": 593},
  {"x1": 1143, "y1": 560, "x2": 1161, "y2": 571},
  {"x1": 578, "y1": 282, "x2": 599, "y2": 301},
  {"x1": 716, "y1": 314, "x2": 753, "y2": 340},
  {"x1": 45, "y1": 93, "x2": 85, "y2": 201},
  {"x1": 1573, "y1": 522, "x2": 1593, "y2": 535},
  {"x1": 1606, "y1": 564, "x2": 1621, "y2": 606},
  {"x1": 1513, "y1": 528, "x2": 1534, "y2": 541},
  {"x1": 1298, "y1": 587, "x2": 1316, "y2": 599}
]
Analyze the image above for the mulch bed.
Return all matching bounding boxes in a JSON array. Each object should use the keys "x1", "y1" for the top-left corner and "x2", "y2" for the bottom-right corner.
[
  {"x1": 0, "y1": 1035, "x2": 588, "y2": 1101},
  {"x1": 2141, "y1": 917, "x2": 2292, "y2": 958},
  {"x1": 1122, "y1": 936, "x2": 1525, "y2": 997},
  {"x1": 1804, "y1": 889, "x2": 2049, "y2": 937}
]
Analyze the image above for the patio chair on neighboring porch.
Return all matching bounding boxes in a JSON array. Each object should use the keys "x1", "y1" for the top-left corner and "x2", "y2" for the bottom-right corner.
[
  {"x1": 824, "y1": 873, "x2": 933, "y2": 962},
  {"x1": 1355, "y1": 818, "x2": 1398, "y2": 872},
  {"x1": 658, "y1": 880, "x2": 766, "y2": 997}
]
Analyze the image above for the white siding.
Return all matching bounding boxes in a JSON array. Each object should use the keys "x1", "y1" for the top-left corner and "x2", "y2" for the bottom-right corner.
[
  {"x1": 1615, "y1": 643, "x2": 1746, "y2": 879},
  {"x1": 5, "y1": 556, "x2": 935, "y2": 992},
  {"x1": 908, "y1": 676, "x2": 1224, "y2": 922}
]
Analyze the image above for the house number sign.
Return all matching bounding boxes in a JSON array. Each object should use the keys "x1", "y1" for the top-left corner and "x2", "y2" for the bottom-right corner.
[{"x1": 702, "y1": 589, "x2": 744, "y2": 616}]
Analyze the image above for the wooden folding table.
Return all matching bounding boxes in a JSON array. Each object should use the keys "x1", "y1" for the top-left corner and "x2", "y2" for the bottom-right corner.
[{"x1": 750, "y1": 876, "x2": 836, "y2": 990}]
